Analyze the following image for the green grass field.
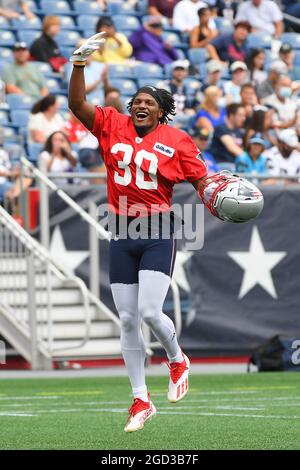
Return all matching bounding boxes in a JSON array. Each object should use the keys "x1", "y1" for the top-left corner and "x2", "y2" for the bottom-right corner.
[{"x1": 0, "y1": 372, "x2": 299, "y2": 450}]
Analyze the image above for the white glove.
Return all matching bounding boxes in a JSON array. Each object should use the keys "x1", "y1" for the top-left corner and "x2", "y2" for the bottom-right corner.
[{"x1": 70, "y1": 32, "x2": 106, "y2": 63}]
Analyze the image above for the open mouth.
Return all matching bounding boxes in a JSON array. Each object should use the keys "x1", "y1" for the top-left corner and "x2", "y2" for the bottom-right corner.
[{"x1": 135, "y1": 112, "x2": 149, "y2": 122}]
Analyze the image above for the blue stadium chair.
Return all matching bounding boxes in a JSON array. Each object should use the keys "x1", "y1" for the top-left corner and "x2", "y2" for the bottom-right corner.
[
  {"x1": 214, "y1": 17, "x2": 234, "y2": 35},
  {"x1": 77, "y1": 15, "x2": 98, "y2": 32},
  {"x1": 281, "y1": 33, "x2": 300, "y2": 49},
  {"x1": 45, "y1": 78, "x2": 62, "y2": 94},
  {"x1": 56, "y1": 94, "x2": 69, "y2": 110},
  {"x1": 0, "y1": 47, "x2": 13, "y2": 62},
  {"x1": 34, "y1": 62, "x2": 53, "y2": 76},
  {"x1": 137, "y1": 78, "x2": 168, "y2": 89},
  {"x1": 187, "y1": 48, "x2": 207, "y2": 65},
  {"x1": 10, "y1": 110, "x2": 30, "y2": 128},
  {"x1": 56, "y1": 30, "x2": 81, "y2": 47},
  {"x1": 0, "y1": 17, "x2": 11, "y2": 30},
  {"x1": 5, "y1": 143, "x2": 23, "y2": 163},
  {"x1": 110, "y1": 79, "x2": 137, "y2": 96},
  {"x1": 40, "y1": 0, "x2": 72, "y2": 15},
  {"x1": 73, "y1": 1, "x2": 102, "y2": 15},
  {"x1": 162, "y1": 32, "x2": 186, "y2": 49},
  {"x1": 2, "y1": 126, "x2": 18, "y2": 143},
  {"x1": 60, "y1": 16, "x2": 77, "y2": 30},
  {"x1": 294, "y1": 51, "x2": 300, "y2": 65},
  {"x1": 0, "y1": 110, "x2": 9, "y2": 125},
  {"x1": 110, "y1": 2, "x2": 139, "y2": 16},
  {"x1": 18, "y1": 30, "x2": 40, "y2": 45},
  {"x1": 23, "y1": 0, "x2": 42, "y2": 15},
  {"x1": 28, "y1": 143, "x2": 44, "y2": 164},
  {"x1": 108, "y1": 64, "x2": 134, "y2": 79},
  {"x1": 291, "y1": 66, "x2": 300, "y2": 81},
  {"x1": 247, "y1": 33, "x2": 272, "y2": 49},
  {"x1": 113, "y1": 15, "x2": 140, "y2": 31},
  {"x1": 0, "y1": 30, "x2": 16, "y2": 47},
  {"x1": 12, "y1": 16, "x2": 42, "y2": 30},
  {"x1": 184, "y1": 77, "x2": 202, "y2": 95},
  {"x1": 7, "y1": 94, "x2": 35, "y2": 110},
  {"x1": 132, "y1": 63, "x2": 164, "y2": 79},
  {"x1": 60, "y1": 46, "x2": 74, "y2": 60}
]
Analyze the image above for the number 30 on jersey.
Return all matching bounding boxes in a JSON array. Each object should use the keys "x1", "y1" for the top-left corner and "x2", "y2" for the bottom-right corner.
[{"x1": 111, "y1": 143, "x2": 158, "y2": 190}]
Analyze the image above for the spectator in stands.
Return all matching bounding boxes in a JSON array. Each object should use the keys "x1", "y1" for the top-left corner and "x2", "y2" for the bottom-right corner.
[
  {"x1": 2, "y1": 42, "x2": 48, "y2": 100},
  {"x1": 65, "y1": 42, "x2": 109, "y2": 106},
  {"x1": 209, "y1": 21, "x2": 251, "y2": 64},
  {"x1": 264, "y1": 128, "x2": 300, "y2": 182},
  {"x1": 173, "y1": 0, "x2": 216, "y2": 33},
  {"x1": 278, "y1": 43, "x2": 294, "y2": 75},
  {"x1": 262, "y1": 75, "x2": 298, "y2": 129},
  {"x1": 92, "y1": 16, "x2": 133, "y2": 64},
  {"x1": 210, "y1": 103, "x2": 246, "y2": 164},
  {"x1": 148, "y1": 0, "x2": 180, "y2": 24},
  {"x1": 235, "y1": 0, "x2": 283, "y2": 38},
  {"x1": 39, "y1": 131, "x2": 77, "y2": 186},
  {"x1": 162, "y1": 60, "x2": 195, "y2": 115},
  {"x1": 0, "y1": 0, "x2": 35, "y2": 20},
  {"x1": 240, "y1": 83, "x2": 258, "y2": 123},
  {"x1": 235, "y1": 133, "x2": 268, "y2": 174},
  {"x1": 256, "y1": 60, "x2": 288, "y2": 100},
  {"x1": 247, "y1": 48, "x2": 267, "y2": 86},
  {"x1": 189, "y1": 6, "x2": 218, "y2": 51},
  {"x1": 193, "y1": 127, "x2": 219, "y2": 173},
  {"x1": 30, "y1": 16, "x2": 67, "y2": 73},
  {"x1": 129, "y1": 16, "x2": 179, "y2": 67},
  {"x1": 104, "y1": 86, "x2": 125, "y2": 113},
  {"x1": 244, "y1": 105, "x2": 277, "y2": 149},
  {"x1": 28, "y1": 94, "x2": 65, "y2": 144},
  {"x1": 224, "y1": 61, "x2": 249, "y2": 103},
  {"x1": 200, "y1": 60, "x2": 225, "y2": 94},
  {"x1": 64, "y1": 113, "x2": 105, "y2": 184},
  {"x1": 192, "y1": 85, "x2": 226, "y2": 133}
]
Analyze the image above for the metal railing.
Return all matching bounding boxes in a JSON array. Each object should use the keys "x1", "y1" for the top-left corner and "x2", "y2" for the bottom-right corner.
[
  {"x1": 0, "y1": 205, "x2": 94, "y2": 368},
  {"x1": 18, "y1": 157, "x2": 183, "y2": 348}
]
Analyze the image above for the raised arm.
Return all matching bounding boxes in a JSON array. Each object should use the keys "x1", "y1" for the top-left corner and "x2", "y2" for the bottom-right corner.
[{"x1": 68, "y1": 33, "x2": 106, "y2": 131}]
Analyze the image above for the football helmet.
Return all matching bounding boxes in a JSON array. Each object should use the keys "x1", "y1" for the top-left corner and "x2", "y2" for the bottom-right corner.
[{"x1": 198, "y1": 171, "x2": 264, "y2": 223}]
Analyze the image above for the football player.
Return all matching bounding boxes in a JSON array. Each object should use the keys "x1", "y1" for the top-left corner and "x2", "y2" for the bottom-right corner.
[{"x1": 68, "y1": 34, "x2": 263, "y2": 433}]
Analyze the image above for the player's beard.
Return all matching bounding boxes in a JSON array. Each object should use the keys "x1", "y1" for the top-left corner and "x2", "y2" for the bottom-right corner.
[{"x1": 134, "y1": 123, "x2": 153, "y2": 137}]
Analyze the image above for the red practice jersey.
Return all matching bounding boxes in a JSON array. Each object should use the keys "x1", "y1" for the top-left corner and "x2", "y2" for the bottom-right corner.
[{"x1": 92, "y1": 106, "x2": 207, "y2": 215}]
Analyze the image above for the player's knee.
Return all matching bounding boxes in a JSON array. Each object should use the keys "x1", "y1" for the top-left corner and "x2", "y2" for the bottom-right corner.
[
  {"x1": 141, "y1": 306, "x2": 160, "y2": 329},
  {"x1": 119, "y1": 311, "x2": 135, "y2": 333}
]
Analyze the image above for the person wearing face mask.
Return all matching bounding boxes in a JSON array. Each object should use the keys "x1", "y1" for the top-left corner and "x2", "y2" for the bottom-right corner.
[
  {"x1": 264, "y1": 128, "x2": 300, "y2": 184},
  {"x1": 192, "y1": 85, "x2": 226, "y2": 134},
  {"x1": 262, "y1": 75, "x2": 297, "y2": 130}
]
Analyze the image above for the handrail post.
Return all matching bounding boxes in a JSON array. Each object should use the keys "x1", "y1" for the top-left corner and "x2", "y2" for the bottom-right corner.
[
  {"x1": 89, "y1": 200, "x2": 100, "y2": 299},
  {"x1": 39, "y1": 159, "x2": 50, "y2": 249},
  {"x1": 26, "y1": 250, "x2": 39, "y2": 369}
]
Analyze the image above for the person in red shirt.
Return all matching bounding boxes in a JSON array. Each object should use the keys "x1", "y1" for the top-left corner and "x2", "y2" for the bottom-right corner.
[{"x1": 68, "y1": 34, "x2": 208, "y2": 433}]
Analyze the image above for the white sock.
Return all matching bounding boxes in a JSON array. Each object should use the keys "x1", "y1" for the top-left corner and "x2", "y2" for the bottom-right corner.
[
  {"x1": 132, "y1": 385, "x2": 148, "y2": 403},
  {"x1": 168, "y1": 350, "x2": 184, "y2": 363}
]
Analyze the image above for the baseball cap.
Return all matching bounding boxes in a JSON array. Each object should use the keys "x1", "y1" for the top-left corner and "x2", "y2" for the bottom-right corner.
[
  {"x1": 171, "y1": 60, "x2": 189, "y2": 71},
  {"x1": 207, "y1": 60, "x2": 223, "y2": 73},
  {"x1": 278, "y1": 128, "x2": 299, "y2": 148},
  {"x1": 269, "y1": 60, "x2": 288, "y2": 74},
  {"x1": 147, "y1": 15, "x2": 163, "y2": 27},
  {"x1": 230, "y1": 61, "x2": 248, "y2": 72},
  {"x1": 198, "y1": 127, "x2": 210, "y2": 140},
  {"x1": 13, "y1": 41, "x2": 28, "y2": 50},
  {"x1": 249, "y1": 133, "x2": 266, "y2": 147},
  {"x1": 279, "y1": 42, "x2": 293, "y2": 54}
]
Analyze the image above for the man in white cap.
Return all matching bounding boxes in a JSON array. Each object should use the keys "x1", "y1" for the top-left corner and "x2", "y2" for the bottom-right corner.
[
  {"x1": 264, "y1": 128, "x2": 300, "y2": 181},
  {"x1": 201, "y1": 60, "x2": 225, "y2": 95},
  {"x1": 224, "y1": 61, "x2": 248, "y2": 103}
]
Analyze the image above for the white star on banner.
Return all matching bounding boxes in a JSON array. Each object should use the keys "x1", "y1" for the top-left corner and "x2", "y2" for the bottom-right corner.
[
  {"x1": 228, "y1": 226, "x2": 286, "y2": 299},
  {"x1": 50, "y1": 225, "x2": 89, "y2": 275},
  {"x1": 173, "y1": 250, "x2": 193, "y2": 292}
]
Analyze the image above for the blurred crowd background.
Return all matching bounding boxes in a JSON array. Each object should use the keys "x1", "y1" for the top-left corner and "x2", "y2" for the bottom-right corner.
[{"x1": 1, "y1": 0, "x2": 300, "y2": 205}]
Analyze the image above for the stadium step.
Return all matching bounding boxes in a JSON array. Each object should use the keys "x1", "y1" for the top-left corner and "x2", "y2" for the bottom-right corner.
[
  {"x1": 38, "y1": 321, "x2": 119, "y2": 340},
  {"x1": 51, "y1": 338, "x2": 122, "y2": 359}
]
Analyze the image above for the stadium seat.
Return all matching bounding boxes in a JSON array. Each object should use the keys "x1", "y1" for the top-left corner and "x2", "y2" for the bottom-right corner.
[
  {"x1": 12, "y1": 16, "x2": 42, "y2": 30},
  {"x1": 132, "y1": 63, "x2": 164, "y2": 79},
  {"x1": 45, "y1": 78, "x2": 62, "y2": 94},
  {"x1": 187, "y1": 48, "x2": 207, "y2": 65},
  {"x1": 28, "y1": 143, "x2": 44, "y2": 163},
  {"x1": 60, "y1": 16, "x2": 77, "y2": 30},
  {"x1": 5, "y1": 143, "x2": 23, "y2": 163},
  {"x1": 7, "y1": 94, "x2": 35, "y2": 110},
  {"x1": 10, "y1": 110, "x2": 30, "y2": 128},
  {"x1": 0, "y1": 47, "x2": 13, "y2": 62},
  {"x1": 113, "y1": 15, "x2": 140, "y2": 31},
  {"x1": 184, "y1": 78, "x2": 202, "y2": 95},
  {"x1": 56, "y1": 94, "x2": 69, "y2": 110},
  {"x1": 77, "y1": 15, "x2": 98, "y2": 32},
  {"x1": 2, "y1": 126, "x2": 18, "y2": 143},
  {"x1": 73, "y1": 1, "x2": 101, "y2": 15},
  {"x1": 137, "y1": 78, "x2": 168, "y2": 89},
  {"x1": 108, "y1": 64, "x2": 134, "y2": 79},
  {"x1": 40, "y1": 0, "x2": 72, "y2": 15},
  {"x1": 60, "y1": 46, "x2": 74, "y2": 60},
  {"x1": 281, "y1": 33, "x2": 300, "y2": 49},
  {"x1": 110, "y1": 2, "x2": 139, "y2": 16},
  {"x1": 0, "y1": 30, "x2": 16, "y2": 47},
  {"x1": 56, "y1": 31, "x2": 81, "y2": 47},
  {"x1": 247, "y1": 33, "x2": 272, "y2": 49},
  {"x1": 214, "y1": 17, "x2": 234, "y2": 34},
  {"x1": 18, "y1": 30, "x2": 40, "y2": 45},
  {"x1": 0, "y1": 17, "x2": 11, "y2": 30},
  {"x1": 0, "y1": 110, "x2": 9, "y2": 124},
  {"x1": 34, "y1": 62, "x2": 53, "y2": 76},
  {"x1": 162, "y1": 32, "x2": 186, "y2": 49},
  {"x1": 110, "y1": 78, "x2": 137, "y2": 96}
]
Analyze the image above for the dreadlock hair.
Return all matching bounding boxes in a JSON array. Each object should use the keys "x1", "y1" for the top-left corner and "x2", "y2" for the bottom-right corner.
[{"x1": 127, "y1": 86, "x2": 176, "y2": 124}]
